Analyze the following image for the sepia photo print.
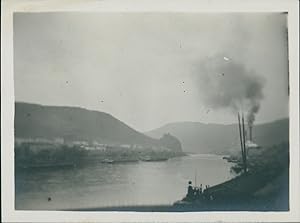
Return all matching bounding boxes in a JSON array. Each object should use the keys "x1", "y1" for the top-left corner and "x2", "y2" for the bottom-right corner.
[{"x1": 1, "y1": 0, "x2": 299, "y2": 222}]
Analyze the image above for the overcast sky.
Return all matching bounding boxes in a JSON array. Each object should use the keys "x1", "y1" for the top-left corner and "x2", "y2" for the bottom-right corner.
[{"x1": 14, "y1": 13, "x2": 289, "y2": 132}]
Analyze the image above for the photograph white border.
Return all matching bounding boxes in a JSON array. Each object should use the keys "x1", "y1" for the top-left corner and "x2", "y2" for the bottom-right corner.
[{"x1": 1, "y1": 0, "x2": 299, "y2": 222}]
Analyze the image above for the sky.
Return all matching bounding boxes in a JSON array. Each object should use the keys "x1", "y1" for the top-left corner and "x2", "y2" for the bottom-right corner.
[{"x1": 14, "y1": 12, "x2": 289, "y2": 132}]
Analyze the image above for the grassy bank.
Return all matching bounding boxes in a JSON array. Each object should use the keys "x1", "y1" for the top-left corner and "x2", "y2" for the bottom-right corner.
[{"x1": 176, "y1": 141, "x2": 289, "y2": 211}]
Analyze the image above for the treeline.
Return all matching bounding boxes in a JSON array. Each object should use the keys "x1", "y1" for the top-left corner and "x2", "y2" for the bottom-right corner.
[
  {"x1": 231, "y1": 141, "x2": 289, "y2": 178},
  {"x1": 15, "y1": 143, "x2": 185, "y2": 169},
  {"x1": 84, "y1": 147, "x2": 184, "y2": 162},
  {"x1": 15, "y1": 144, "x2": 88, "y2": 169}
]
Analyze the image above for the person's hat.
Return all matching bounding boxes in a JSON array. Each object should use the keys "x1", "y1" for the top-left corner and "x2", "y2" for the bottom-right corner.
[{"x1": 188, "y1": 181, "x2": 192, "y2": 184}]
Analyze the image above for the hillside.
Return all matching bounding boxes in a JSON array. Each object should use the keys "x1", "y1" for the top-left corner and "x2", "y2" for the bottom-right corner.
[
  {"x1": 145, "y1": 119, "x2": 289, "y2": 154},
  {"x1": 15, "y1": 102, "x2": 159, "y2": 147}
]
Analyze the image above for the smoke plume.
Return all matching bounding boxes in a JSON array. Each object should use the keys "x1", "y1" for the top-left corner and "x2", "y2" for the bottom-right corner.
[{"x1": 194, "y1": 55, "x2": 265, "y2": 128}]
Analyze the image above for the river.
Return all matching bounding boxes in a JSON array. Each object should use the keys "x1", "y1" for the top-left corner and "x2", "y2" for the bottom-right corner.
[{"x1": 15, "y1": 154, "x2": 234, "y2": 210}]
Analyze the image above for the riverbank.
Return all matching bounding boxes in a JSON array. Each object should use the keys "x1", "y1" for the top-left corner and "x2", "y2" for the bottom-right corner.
[
  {"x1": 173, "y1": 142, "x2": 290, "y2": 211},
  {"x1": 15, "y1": 142, "x2": 186, "y2": 170},
  {"x1": 176, "y1": 168, "x2": 288, "y2": 211}
]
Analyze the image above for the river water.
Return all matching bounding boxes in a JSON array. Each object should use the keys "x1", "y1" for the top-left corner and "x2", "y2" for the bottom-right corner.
[{"x1": 15, "y1": 154, "x2": 234, "y2": 210}]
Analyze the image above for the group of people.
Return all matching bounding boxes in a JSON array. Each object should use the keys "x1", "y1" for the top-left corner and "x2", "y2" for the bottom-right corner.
[{"x1": 185, "y1": 181, "x2": 211, "y2": 201}]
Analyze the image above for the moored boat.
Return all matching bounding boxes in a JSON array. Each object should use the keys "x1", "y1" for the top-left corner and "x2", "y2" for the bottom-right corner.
[
  {"x1": 101, "y1": 158, "x2": 114, "y2": 164},
  {"x1": 140, "y1": 155, "x2": 168, "y2": 162}
]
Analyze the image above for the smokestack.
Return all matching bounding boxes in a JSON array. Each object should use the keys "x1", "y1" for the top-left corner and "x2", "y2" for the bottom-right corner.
[{"x1": 249, "y1": 125, "x2": 253, "y2": 141}]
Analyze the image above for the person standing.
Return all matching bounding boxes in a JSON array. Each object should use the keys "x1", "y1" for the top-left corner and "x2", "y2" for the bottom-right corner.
[{"x1": 187, "y1": 181, "x2": 194, "y2": 199}]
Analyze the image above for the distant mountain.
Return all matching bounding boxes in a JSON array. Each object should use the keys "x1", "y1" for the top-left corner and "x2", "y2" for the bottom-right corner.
[
  {"x1": 145, "y1": 119, "x2": 289, "y2": 154},
  {"x1": 15, "y1": 102, "x2": 160, "y2": 147}
]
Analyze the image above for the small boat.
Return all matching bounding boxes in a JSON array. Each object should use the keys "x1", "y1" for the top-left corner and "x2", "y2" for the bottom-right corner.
[
  {"x1": 151, "y1": 157, "x2": 168, "y2": 161},
  {"x1": 101, "y1": 159, "x2": 114, "y2": 164},
  {"x1": 140, "y1": 156, "x2": 168, "y2": 162},
  {"x1": 140, "y1": 155, "x2": 151, "y2": 161}
]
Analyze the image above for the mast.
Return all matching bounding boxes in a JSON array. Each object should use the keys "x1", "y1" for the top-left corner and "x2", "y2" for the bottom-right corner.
[
  {"x1": 195, "y1": 169, "x2": 197, "y2": 187},
  {"x1": 238, "y1": 112, "x2": 247, "y2": 174}
]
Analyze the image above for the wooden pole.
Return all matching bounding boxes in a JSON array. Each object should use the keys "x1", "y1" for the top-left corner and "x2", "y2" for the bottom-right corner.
[
  {"x1": 242, "y1": 114, "x2": 247, "y2": 173},
  {"x1": 238, "y1": 113, "x2": 246, "y2": 173}
]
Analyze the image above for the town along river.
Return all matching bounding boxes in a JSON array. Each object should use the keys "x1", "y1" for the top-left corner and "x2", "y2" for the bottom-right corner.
[{"x1": 15, "y1": 154, "x2": 234, "y2": 210}]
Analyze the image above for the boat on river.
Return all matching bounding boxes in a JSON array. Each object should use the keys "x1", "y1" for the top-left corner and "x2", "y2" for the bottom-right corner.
[
  {"x1": 140, "y1": 155, "x2": 168, "y2": 162},
  {"x1": 101, "y1": 159, "x2": 114, "y2": 164}
]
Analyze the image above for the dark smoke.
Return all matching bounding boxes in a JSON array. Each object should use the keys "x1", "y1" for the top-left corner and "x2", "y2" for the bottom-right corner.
[{"x1": 194, "y1": 55, "x2": 265, "y2": 127}]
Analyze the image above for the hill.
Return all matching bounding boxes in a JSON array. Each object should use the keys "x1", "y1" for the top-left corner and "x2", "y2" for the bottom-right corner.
[
  {"x1": 145, "y1": 119, "x2": 289, "y2": 154},
  {"x1": 15, "y1": 102, "x2": 160, "y2": 147}
]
